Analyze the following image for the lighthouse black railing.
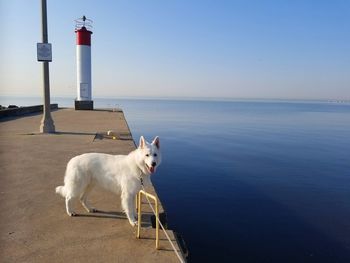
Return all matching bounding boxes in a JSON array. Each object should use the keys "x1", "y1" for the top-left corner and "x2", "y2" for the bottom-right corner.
[{"x1": 75, "y1": 15, "x2": 93, "y2": 30}]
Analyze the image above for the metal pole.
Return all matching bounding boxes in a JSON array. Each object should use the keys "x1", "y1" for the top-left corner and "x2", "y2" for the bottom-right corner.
[{"x1": 40, "y1": 0, "x2": 55, "y2": 133}]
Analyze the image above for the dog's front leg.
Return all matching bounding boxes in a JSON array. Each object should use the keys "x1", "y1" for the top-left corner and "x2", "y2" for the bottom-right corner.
[{"x1": 121, "y1": 191, "x2": 137, "y2": 226}]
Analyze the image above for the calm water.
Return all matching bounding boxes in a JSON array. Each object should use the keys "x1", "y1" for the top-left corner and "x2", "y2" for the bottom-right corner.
[{"x1": 2, "y1": 97, "x2": 350, "y2": 262}]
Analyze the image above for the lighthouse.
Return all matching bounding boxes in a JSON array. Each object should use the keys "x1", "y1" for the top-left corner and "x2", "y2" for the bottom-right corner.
[{"x1": 75, "y1": 16, "x2": 93, "y2": 110}]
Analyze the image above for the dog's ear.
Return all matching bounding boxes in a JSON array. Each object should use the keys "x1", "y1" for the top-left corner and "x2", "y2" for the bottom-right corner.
[
  {"x1": 139, "y1": 136, "x2": 146, "y2": 149},
  {"x1": 152, "y1": 136, "x2": 160, "y2": 149}
]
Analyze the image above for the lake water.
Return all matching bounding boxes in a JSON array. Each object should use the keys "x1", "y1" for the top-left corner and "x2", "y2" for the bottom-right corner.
[{"x1": 2, "y1": 97, "x2": 350, "y2": 262}]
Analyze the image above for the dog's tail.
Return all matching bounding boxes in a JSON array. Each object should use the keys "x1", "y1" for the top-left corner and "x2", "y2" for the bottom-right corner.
[{"x1": 55, "y1": 185, "x2": 66, "y2": 197}]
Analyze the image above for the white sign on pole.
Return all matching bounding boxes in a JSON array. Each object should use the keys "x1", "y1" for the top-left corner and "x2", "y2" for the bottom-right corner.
[{"x1": 37, "y1": 43, "x2": 52, "y2": 62}]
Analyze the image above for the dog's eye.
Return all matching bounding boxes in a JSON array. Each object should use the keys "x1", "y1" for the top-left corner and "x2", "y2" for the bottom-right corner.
[
  {"x1": 146, "y1": 154, "x2": 150, "y2": 157},
  {"x1": 153, "y1": 153, "x2": 157, "y2": 157}
]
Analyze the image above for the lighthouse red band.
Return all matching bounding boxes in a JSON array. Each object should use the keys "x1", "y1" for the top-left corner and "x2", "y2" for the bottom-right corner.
[{"x1": 76, "y1": 27, "x2": 92, "y2": 46}]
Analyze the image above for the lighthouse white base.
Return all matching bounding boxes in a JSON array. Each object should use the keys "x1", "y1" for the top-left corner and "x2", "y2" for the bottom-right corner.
[{"x1": 75, "y1": 100, "x2": 94, "y2": 110}]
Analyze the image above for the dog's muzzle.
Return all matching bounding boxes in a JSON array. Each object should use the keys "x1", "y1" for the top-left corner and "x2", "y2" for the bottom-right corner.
[{"x1": 146, "y1": 162, "x2": 156, "y2": 174}]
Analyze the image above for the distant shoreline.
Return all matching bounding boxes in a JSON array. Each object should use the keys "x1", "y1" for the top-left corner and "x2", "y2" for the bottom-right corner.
[{"x1": 1, "y1": 95, "x2": 349, "y2": 108}]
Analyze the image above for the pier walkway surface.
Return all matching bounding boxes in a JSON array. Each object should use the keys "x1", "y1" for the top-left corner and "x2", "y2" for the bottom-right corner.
[{"x1": 0, "y1": 108, "x2": 184, "y2": 263}]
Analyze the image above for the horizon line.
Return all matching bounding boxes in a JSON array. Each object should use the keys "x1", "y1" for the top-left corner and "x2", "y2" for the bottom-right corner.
[{"x1": 1, "y1": 95, "x2": 350, "y2": 104}]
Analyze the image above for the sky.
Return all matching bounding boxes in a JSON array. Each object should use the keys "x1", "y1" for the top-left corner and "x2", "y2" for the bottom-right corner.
[{"x1": 0, "y1": 0, "x2": 349, "y2": 100}]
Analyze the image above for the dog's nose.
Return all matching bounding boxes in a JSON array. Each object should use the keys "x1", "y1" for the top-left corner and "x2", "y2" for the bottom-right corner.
[{"x1": 151, "y1": 162, "x2": 156, "y2": 167}]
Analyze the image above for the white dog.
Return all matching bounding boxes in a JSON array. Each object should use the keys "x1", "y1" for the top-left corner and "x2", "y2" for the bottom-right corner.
[{"x1": 55, "y1": 136, "x2": 161, "y2": 226}]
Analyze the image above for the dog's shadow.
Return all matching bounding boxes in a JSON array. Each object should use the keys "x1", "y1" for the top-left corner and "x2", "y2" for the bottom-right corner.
[
  {"x1": 75, "y1": 210, "x2": 153, "y2": 227},
  {"x1": 75, "y1": 210, "x2": 127, "y2": 219}
]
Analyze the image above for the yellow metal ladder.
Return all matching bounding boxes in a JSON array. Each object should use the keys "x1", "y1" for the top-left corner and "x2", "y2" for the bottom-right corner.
[{"x1": 136, "y1": 190, "x2": 160, "y2": 249}]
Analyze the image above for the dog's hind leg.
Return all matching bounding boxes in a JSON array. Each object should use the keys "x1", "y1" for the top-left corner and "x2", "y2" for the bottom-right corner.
[
  {"x1": 65, "y1": 196, "x2": 77, "y2": 216},
  {"x1": 80, "y1": 184, "x2": 96, "y2": 213}
]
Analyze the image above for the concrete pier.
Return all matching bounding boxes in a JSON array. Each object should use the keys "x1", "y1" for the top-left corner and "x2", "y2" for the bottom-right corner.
[{"x1": 0, "y1": 108, "x2": 185, "y2": 262}]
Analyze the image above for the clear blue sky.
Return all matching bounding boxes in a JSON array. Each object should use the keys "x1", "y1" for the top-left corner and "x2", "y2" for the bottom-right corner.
[{"x1": 1, "y1": 0, "x2": 349, "y2": 100}]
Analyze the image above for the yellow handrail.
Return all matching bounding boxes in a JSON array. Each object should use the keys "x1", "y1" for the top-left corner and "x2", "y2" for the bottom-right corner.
[{"x1": 136, "y1": 190, "x2": 159, "y2": 249}]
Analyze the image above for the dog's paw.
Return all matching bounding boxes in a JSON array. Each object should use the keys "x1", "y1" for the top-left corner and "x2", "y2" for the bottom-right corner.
[
  {"x1": 69, "y1": 212, "x2": 77, "y2": 217},
  {"x1": 129, "y1": 220, "x2": 137, "y2": 227}
]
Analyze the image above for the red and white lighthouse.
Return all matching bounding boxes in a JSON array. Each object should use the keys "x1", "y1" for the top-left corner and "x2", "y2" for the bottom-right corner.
[{"x1": 74, "y1": 16, "x2": 93, "y2": 110}]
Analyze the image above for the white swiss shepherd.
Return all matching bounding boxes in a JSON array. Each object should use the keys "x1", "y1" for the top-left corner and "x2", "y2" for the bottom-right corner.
[{"x1": 55, "y1": 136, "x2": 161, "y2": 226}]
